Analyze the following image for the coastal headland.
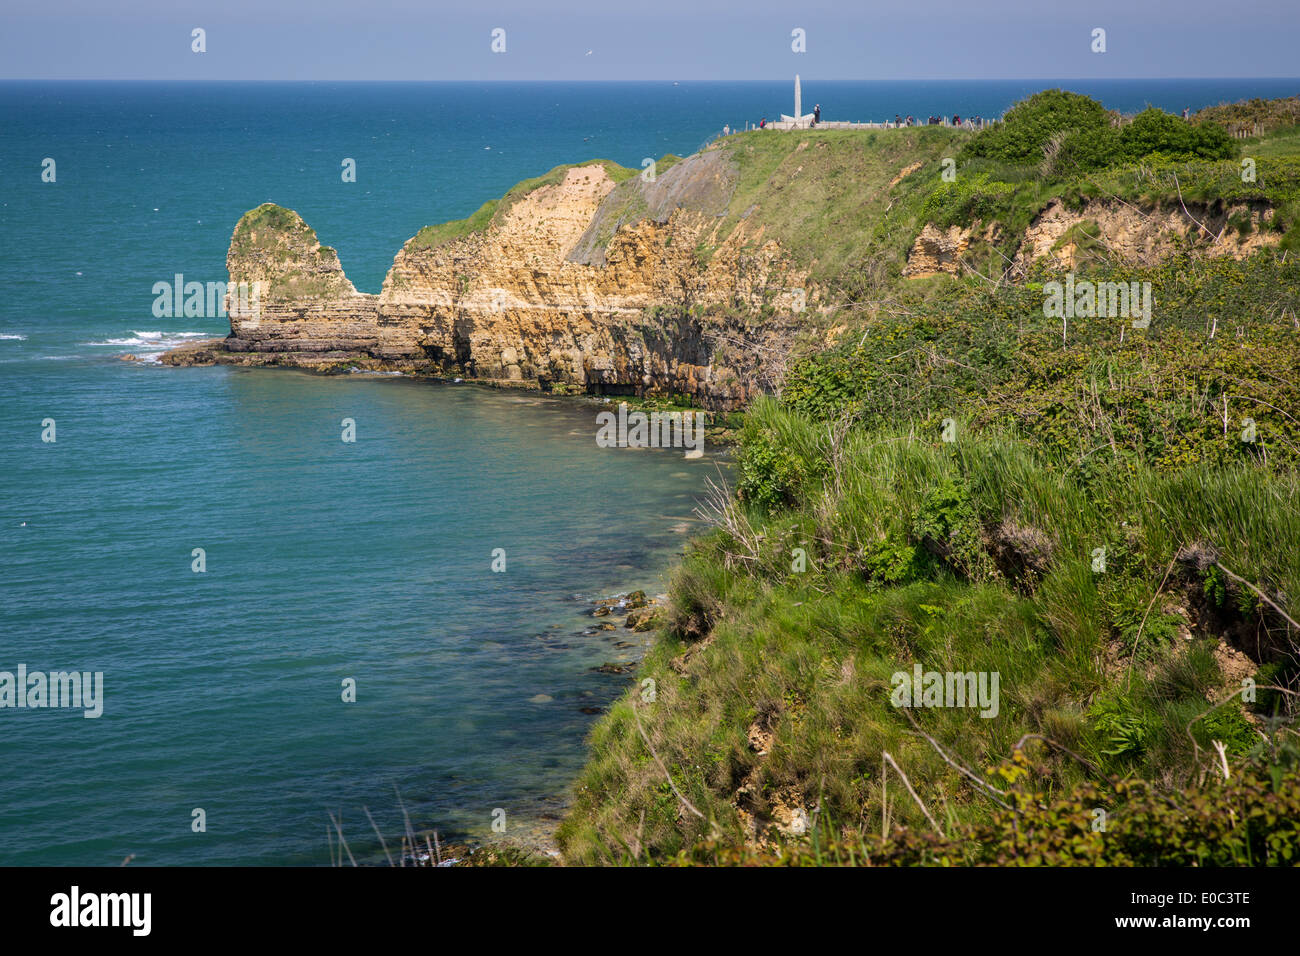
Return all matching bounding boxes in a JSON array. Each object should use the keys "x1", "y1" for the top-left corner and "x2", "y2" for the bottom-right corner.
[
  {"x1": 163, "y1": 103, "x2": 1283, "y2": 412},
  {"x1": 164, "y1": 91, "x2": 1300, "y2": 865}
]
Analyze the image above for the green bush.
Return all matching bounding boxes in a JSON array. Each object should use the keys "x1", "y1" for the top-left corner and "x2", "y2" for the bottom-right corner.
[
  {"x1": 1051, "y1": 125, "x2": 1123, "y2": 174},
  {"x1": 1119, "y1": 107, "x2": 1235, "y2": 162},
  {"x1": 781, "y1": 253, "x2": 1300, "y2": 472},
  {"x1": 735, "y1": 400, "x2": 826, "y2": 513},
  {"x1": 959, "y1": 92, "x2": 1235, "y2": 182},
  {"x1": 921, "y1": 173, "x2": 1019, "y2": 226},
  {"x1": 962, "y1": 90, "x2": 1112, "y2": 165}
]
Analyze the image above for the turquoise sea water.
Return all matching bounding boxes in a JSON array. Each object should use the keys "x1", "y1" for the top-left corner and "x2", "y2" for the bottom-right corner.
[{"x1": 2, "y1": 79, "x2": 1297, "y2": 865}]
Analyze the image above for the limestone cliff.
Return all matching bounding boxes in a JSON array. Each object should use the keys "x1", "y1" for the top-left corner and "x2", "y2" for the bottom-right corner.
[
  {"x1": 222, "y1": 203, "x2": 382, "y2": 357},
  {"x1": 905, "y1": 198, "x2": 1281, "y2": 278},
  {"x1": 159, "y1": 126, "x2": 1294, "y2": 408},
  {"x1": 1010, "y1": 198, "x2": 1280, "y2": 270},
  {"x1": 164, "y1": 151, "x2": 810, "y2": 410},
  {"x1": 903, "y1": 223, "x2": 987, "y2": 278}
]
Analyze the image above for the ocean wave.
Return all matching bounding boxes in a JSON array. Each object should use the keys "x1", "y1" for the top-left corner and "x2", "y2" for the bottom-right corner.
[
  {"x1": 0, "y1": 333, "x2": 27, "y2": 340},
  {"x1": 84, "y1": 330, "x2": 214, "y2": 351}
]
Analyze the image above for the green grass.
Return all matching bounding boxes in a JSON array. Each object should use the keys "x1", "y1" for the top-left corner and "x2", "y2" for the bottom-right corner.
[
  {"x1": 653, "y1": 153, "x2": 683, "y2": 177},
  {"x1": 407, "y1": 159, "x2": 637, "y2": 253},
  {"x1": 407, "y1": 197, "x2": 502, "y2": 252},
  {"x1": 558, "y1": 400, "x2": 1299, "y2": 864},
  {"x1": 780, "y1": 252, "x2": 1300, "y2": 472},
  {"x1": 227, "y1": 203, "x2": 355, "y2": 301},
  {"x1": 229, "y1": 202, "x2": 318, "y2": 264},
  {"x1": 1248, "y1": 124, "x2": 1300, "y2": 160},
  {"x1": 708, "y1": 127, "x2": 969, "y2": 288}
]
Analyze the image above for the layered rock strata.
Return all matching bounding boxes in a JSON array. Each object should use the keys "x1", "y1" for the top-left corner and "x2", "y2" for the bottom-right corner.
[
  {"x1": 905, "y1": 198, "x2": 1281, "y2": 278},
  {"x1": 163, "y1": 152, "x2": 810, "y2": 410}
]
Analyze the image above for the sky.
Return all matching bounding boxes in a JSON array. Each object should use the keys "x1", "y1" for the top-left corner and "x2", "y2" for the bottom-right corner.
[{"x1": 1, "y1": 0, "x2": 1297, "y2": 81}]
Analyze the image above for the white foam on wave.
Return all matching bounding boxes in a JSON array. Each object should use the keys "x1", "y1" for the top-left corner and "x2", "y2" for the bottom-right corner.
[
  {"x1": 85, "y1": 330, "x2": 215, "y2": 352},
  {"x1": 0, "y1": 333, "x2": 26, "y2": 340}
]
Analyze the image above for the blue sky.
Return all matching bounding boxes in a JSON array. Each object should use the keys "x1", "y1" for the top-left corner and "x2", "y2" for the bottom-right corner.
[{"x1": 2, "y1": 0, "x2": 1297, "y2": 80}]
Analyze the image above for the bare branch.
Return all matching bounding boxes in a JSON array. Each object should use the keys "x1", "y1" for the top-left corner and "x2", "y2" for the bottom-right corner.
[
  {"x1": 881, "y1": 751, "x2": 945, "y2": 837},
  {"x1": 631, "y1": 698, "x2": 706, "y2": 821}
]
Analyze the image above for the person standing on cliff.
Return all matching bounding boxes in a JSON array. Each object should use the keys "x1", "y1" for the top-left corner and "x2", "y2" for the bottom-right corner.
[{"x1": 813, "y1": 103, "x2": 821, "y2": 126}]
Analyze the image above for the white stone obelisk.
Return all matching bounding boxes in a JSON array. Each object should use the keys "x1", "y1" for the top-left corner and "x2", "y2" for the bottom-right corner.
[{"x1": 780, "y1": 75, "x2": 813, "y2": 128}]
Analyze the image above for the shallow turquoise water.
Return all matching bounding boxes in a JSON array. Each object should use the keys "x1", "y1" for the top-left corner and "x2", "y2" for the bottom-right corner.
[{"x1": 2, "y1": 361, "x2": 722, "y2": 864}]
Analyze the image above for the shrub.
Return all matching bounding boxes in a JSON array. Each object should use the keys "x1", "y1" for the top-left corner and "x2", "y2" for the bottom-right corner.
[
  {"x1": 673, "y1": 755, "x2": 1300, "y2": 866},
  {"x1": 962, "y1": 90, "x2": 1113, "y2": 165},
  {"x1": 735, "y1": 400, "x2": 826, "y2": 513},
  {"x1": 1051, "y1": 125, "x2": 1123, "y2": 175},
  {"x1": 921, "y1": 173, "x2": 1019, "y2": 226},
  {"x1": 1119, "y1": 107, "x2": 1236, "y2": 162},
  {"x1": 960, "y1": 93, "x2": 1235, "y2": 180}
]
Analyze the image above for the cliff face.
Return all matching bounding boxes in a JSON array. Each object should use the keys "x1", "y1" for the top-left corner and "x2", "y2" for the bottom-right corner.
[
  {"x1": 165, "y1": 152, "x2": 810, "y2": 410},
  {"x1": 905, "y1": 198, "x2": 1281, "y2": 278},
  {"x1": 1010, "y1": 198, "x2": 1280, "y2": 270},
  {"x1": 160, "y1": 126, "x2": 1294, "y2": 408},
  {"x1": 903, "y1": 223, "x2": 981, "y2": 278},
  {"x1": 220, "y1": 203, "x2": 382, "y2": 358}
]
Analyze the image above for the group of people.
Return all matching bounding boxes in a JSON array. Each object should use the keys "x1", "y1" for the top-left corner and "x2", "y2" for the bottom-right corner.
[
  {"x1": 893, "y1": 114, "x2": 984, "y2": 129},
  {"x1": 734, "y1": 105, "x2": 988, "y2": 135}
]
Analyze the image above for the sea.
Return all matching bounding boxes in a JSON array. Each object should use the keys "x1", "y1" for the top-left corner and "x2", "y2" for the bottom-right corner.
[{"x1": 1, "y1": 78, "x2": 1296, "y2": 865}]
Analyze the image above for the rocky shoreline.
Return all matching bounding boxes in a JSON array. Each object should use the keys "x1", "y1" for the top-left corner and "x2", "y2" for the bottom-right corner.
[
  {"x1": 160, "y1": 342, "x2": 742, "y2": 448},
  {"x1": 440, "y1": 588, "x2": 668, "y2": 865}
]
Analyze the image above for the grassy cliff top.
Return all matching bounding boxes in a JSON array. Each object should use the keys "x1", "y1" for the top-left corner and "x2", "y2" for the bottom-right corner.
[
  {"x1": 230, "y1": 203, "x2": 322, "y2": 258},
  {"x1": 227, "y1": 202, "x2": 353, "y2": 298},
  {"x1": 405, "y1": 158, "x2": 642, "y2": 253},
  {"x1": 710, "y1": 126, "x2": 968, "y2": 283}
]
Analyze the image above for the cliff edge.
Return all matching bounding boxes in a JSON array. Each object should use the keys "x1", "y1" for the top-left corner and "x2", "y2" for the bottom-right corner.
[
  {"x1": 164, "y1": 115, "x2": 1295, "y2": 410},
  {"x1": 163, "y1": 149, "x2": 813, "y2": 410}
]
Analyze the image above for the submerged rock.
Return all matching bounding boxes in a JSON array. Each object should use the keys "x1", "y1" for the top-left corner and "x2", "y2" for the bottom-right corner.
[{"x1": 591, "y1": 662, "x2": 635, "y2": 675}]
